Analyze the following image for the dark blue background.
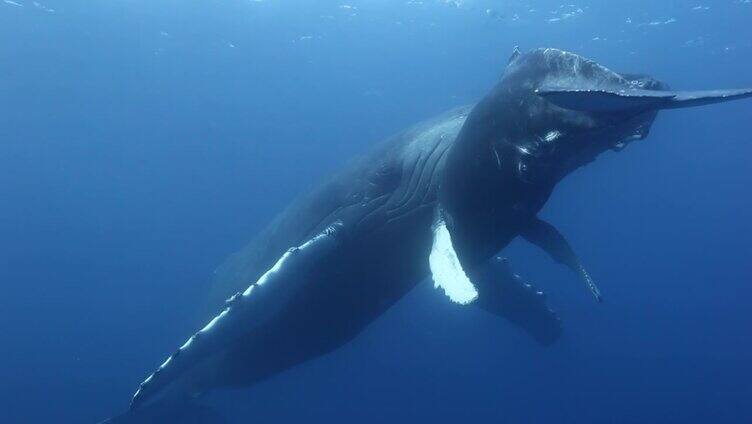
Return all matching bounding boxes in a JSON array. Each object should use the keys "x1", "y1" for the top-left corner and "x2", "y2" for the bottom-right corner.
[{"x1": 1, "y1": 1, "x2": 750, "y2": 422}]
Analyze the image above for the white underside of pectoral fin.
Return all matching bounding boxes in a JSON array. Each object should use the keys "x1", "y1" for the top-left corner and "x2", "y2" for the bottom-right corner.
[
  {"x1": 429, "y1": 219, "x2": 478, "y2": 305},
  {"x1": 130, "y1": 222, "x2": 345, "y2": 410}
]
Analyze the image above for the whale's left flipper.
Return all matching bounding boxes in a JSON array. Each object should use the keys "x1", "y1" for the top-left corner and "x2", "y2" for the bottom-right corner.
[
  {"x1": 472, "y1": 257, "x2": 562, "y2": 345},
  {"x1": 129, "y1": 222, "x2": 346, "y2": 412},
  {"x1": 520, "y1": 217, "x2": 602, "y2": 302}
]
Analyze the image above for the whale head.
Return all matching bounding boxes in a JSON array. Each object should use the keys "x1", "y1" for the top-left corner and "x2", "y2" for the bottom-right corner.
[{"x1": 455, "y1": 48, "x2": 752, "y2": 186}]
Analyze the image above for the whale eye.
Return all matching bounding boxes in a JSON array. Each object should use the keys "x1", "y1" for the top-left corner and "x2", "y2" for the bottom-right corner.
[{"x1": 517, "y1": 159, "x2": 532, "y2": 183}]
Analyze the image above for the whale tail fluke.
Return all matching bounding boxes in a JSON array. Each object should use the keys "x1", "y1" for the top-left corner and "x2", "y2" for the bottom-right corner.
[{"x1": 99, "y1": 397, "x2": 227, "y2": 424}]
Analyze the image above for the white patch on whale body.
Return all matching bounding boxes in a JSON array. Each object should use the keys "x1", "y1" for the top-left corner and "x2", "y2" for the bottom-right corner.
[{"x1": 429, "y1": 219, "x2": 478, "y2": 305}]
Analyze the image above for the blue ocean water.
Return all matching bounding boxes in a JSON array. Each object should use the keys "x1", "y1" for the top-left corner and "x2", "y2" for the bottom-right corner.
[{"x1": 1, "y1": 1, "x2": 751, "y2": 423}]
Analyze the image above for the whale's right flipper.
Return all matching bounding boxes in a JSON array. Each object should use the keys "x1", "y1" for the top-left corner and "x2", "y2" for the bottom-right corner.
[
  {"x1": 520, "y1": 216, "x2": 602, "y2": 302},
  {"x1": 429, "y1": 215, "x2": 479, "y2": 305},
  {"x1": 471, "y1": 257, "x2": 562, "y2": 346}
]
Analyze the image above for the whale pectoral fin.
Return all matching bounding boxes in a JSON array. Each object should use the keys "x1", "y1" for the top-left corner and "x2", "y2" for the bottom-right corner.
[
  {"x1": 471, "y1": 257, "x2": 562, "y2": 346},
  {"x1": 536, "y1": 86, "x2": 752, "y2": 112},
  {"x1": 520, "y1": 217, "x2": 602, "y2": 302},
  {"x1": 130, "y1": 222, "x2": 346, "y2": 411},
  {"x1": 661, "y1": 88, "x2": 752, "y2": 109},
  {"x1": 536, "y1": 86, "x2": 674, "y2": 111},
  {"x1": 429, "y1": 216, "x2": 479, "y2": 305}
]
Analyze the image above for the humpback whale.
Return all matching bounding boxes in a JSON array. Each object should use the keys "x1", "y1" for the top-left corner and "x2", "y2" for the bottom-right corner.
[{"x1": 107, "y1": 48, "x2": 752, "y2": 421}]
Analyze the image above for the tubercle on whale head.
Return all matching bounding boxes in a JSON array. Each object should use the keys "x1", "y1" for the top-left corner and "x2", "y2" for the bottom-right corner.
[
  {"x1": 439, "y1": 49, "x2": 640, "y2": 223},
  {"x1": 444, "y1": 48, "x2": 752, "y2": 192},
  {"x1": 486, "y1": 48, "x2": 669, "y2": 183}
]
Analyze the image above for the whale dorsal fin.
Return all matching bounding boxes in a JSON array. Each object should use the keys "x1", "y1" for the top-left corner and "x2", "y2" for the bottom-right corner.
[{"x1": 508, "y1": 46, "x2": 521, "y2": 65}]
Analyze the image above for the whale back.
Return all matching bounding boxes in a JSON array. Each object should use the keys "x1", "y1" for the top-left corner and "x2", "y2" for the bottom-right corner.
[{"x1": 204, "y1": 106, "x2": 471, "y2": 318}]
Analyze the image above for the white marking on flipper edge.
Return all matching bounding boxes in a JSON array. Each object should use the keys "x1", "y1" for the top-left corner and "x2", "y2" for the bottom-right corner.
[
  {"x1": 429, "y1": 219, "x2": 478, "y2": 305},
  {"x1": 130, "y1": 222, "x2": 345, "y2": 410}
]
